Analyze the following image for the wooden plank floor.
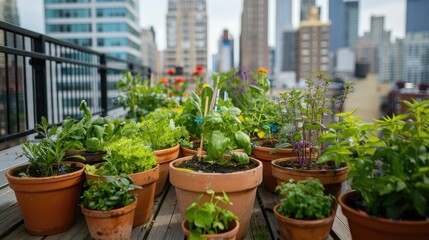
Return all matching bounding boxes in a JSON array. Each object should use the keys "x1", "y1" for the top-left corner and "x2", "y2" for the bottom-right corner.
[{"x1": 0, "y1": 181, "x2": 351, "y2": 240}]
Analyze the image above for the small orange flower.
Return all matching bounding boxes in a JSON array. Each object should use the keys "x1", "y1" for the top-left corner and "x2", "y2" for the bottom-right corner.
[
  {"x1": 160, "y1": 78, "x2": 169, "y2": 83},
  {"x1": 175, "y1": 77, "x2": 185, "y2": 83},
  {"x1": 257, "y1": 67, "x2": 269, "y2": 74},
  {"x1": 167, "y1": 68, "x2": 176, "y2": 75},
  {"x1": 196, "y1": 65, "x2": 204, "y2": 72}
]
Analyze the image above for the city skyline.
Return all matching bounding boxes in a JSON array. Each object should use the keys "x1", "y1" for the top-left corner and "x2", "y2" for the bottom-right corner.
[{"x1": 17, "y1": 0, "x2": 405, "y2": 70}]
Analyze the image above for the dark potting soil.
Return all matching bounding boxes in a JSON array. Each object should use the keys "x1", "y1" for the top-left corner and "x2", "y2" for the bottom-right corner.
[
  {"x1": 175, "y1": 156, "x2": 259, "y2": 173},
  {"x1": 277, "y1": 159, "x2": 344, "y2": 171},
  {"x1": 15, "y1": 163, "x2": 83, "y2": 177}
]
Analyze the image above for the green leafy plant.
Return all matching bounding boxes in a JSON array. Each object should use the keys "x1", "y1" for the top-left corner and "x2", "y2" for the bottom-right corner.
[
  {"x1": 86, "y1": 137, "x2": 157, "y2": 176},
  {"x1": 17, "y1": 117, "x2": 84, "y2": 177},
  {"x1": 60, "y1": 100, "x2": 115, "y2": 152},
  {"x1": 185, "y1": 189, "x2": 238, "y2": 239},
  {"x1": 319, "y1": 99, "x2": 429, "y2": 220},
  {"x1": 278, "y1": 72, "x2": 353, "y2": 169},
  {"x1": 140, "y1": 118, "x2": 192, "y2": 150},
  {"x1": 80, "y1": 175, "x2": 141, "y2": 211},
  {"x1": 276, "y1": 178, "x2": 334, "y2": 220}
]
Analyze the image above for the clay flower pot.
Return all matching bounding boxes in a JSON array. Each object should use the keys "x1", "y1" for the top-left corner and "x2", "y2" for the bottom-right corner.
[
  {"x1": 6, "y1": 162, "x2": 85, "y2": 235},
  {"x1": 339, "y1": 191, "x2": 429, "y2": 240},
  {"x1": 169, "y1": 156, "x2": 263, "y2": 240},
  {"x1": 153, "y1": 144, "x2": 180, "y2": 196},
  {"x1": 180, "y1": 140, "x2": 206, "y2": 157},
  {"x1": 81, "y1": 196, "x2": 137, "y2": 240},
  {"x1": 85, "y1": 164, "x2": 159, "y2": 226},
  {"x1": 182, "y1": 220, "x2": 240, "y2": 240},
  {"x1": 273, "y1": 204, "x2": 335, "y2": 240},
  {"x1": 252, "y1": 140, "x2": 295, "y2": 193},
  {"x1": 64, "y1": 150, "x2": 105, "y2": 164},
  {"x1": 271, "y1": 157, "x2": 348, "y2": 199}
]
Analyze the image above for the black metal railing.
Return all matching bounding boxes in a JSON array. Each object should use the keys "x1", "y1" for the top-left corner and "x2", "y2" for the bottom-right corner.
[{"x1": 0, "y1": 21, "x2": 151, "y2": 144}]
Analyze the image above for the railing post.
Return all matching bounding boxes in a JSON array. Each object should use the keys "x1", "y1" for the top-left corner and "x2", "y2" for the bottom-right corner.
[
  {"x1": 33, "y1": 35, "x2": 48, "y2": 126},
  {"x1": 99, "y1": 54, "x2": 108, "y2": 117}
]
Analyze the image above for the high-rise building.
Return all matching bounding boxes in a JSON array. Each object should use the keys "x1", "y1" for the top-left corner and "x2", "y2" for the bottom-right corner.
[
  {"x1": 165, "y1": 0, "x2": 208, "y2": 75},
  {"x1": 240, "y1": 0, "x2": 269, "y2": 70},
  {"x1": 216, "y1": 29, "x2": 234, "y2": 72},
  {"x1": 406, "y1": 0, "x2": 429, "y2": 33},
  {"x1": 275, "y1": 0, "x2": 292, "y2": 74},
  {"x1": 369, "y1": 16, "x2": 391, "y2": 45},
  {"x1": 141, "y1": 27, "x2": 160, "y2": 76},
  {"x1": 329, "y1": 0, "x2": 359, "y2": 53},
  {"x1": 392, "y1": 38, "x2": 404, "y2": 82},
  {"x1": 282, "y1": 30, "x2": 296, "y2": 71},
  {"x1": 0, "y1": 0, "x2": 20, "y2": 25},
  {"x1": 300, "y1": 0, "x2": 316, "y2": 21},
  {"x1": 296, "y1": 7, "x2": 330, "y2": 81},
  {"x1": 44, "y1": 0, "x2": 141, "y2": 64},
  {"x1": 403, "y1": 32, "x2": 429, "y2": 86}
]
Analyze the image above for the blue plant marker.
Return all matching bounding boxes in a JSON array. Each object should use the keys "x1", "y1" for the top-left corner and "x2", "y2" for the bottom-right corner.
[{"x1": 194, "y1": 118, "x2": 204, "y2": 123}]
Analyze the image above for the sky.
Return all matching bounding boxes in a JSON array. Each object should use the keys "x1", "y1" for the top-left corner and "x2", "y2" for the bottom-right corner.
[{"x1": 17, "y1": 0, "x2": 405, "y2": 68}]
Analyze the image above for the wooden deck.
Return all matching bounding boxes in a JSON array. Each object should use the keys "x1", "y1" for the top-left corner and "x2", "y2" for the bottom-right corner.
[{"x1": 0, "y1": 181, "x2": 351, "y2": 240}]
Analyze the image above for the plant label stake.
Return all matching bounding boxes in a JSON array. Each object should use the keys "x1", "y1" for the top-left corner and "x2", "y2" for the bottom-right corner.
[{"x1": 198, "y1": 96, "x2": 210, "y2": 161}]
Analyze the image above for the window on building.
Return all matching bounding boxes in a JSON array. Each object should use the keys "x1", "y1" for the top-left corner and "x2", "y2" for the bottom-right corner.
[
  {"x1": 45, "y1": 9, "x2": 90, "y2": 18},
  {"x1": 46, "y1": 24, "x2": 91, "y2": 33}
]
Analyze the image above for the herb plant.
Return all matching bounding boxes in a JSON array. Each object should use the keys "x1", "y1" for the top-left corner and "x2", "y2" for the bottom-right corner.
[
  {"x1": 18, "y1": 117, "x2": 84, "y2": 177},
  {"x1": 319, "y1": 99, "x2": 429, "y2": 220},
  {"x1": 185, "y1": 189, "x2": 238, "y2": 240},
  {"x1": 276, "y1": 178, "x2": 334, "y2": 220},
  {"x1": 278, "y1": 72, "x2": 353, "y2": 169},
  {"x1": 80, "y1": 175, "x2": 141, "y2": 211},
  {"x1": 140, "y1": 118, "x2": 192, "y2": 150}
]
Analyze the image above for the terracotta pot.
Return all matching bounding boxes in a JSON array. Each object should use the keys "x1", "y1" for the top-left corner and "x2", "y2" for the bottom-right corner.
[
  {"x1": 180, "y1": 140, "x2": 206, "y2": 157},
  {"x1": 6, "y1": 162, "x2": 85, "y2": 235},
  {"x1": 85, "y1": 164, "x2": 159, "y2": 226},
  {"x1": 271, "y1": 157, "x2": 348, "y2": 199},
  {"x1": 169, "y1": 156, "x2": 263, "y2": 240},
  {"x1": 273, "y1": 204, "x2": 335, "y2": 240},
  {"x1": 252, "y1": 140, "x2": 295, "y2": 193},
  {"x1": 81, "y1": 196, "x2": 137, "y2": 240},
  {"x1": 339, "y1": 190, "x2": 429, "y2": 240},
  {"x1": 64, "y1": 150, "x2": 105, "y2": 164},
  {"x1": 182, "y1": 220, "x2": 240, "y2": 240},
  {"x1": 153, "y1": 144, "x2": 180, "y2": 196}
]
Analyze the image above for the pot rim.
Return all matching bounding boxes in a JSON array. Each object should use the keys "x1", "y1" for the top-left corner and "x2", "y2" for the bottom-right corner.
[
  {"x1": 181, "y1": 219, "x2": 240, "y2": 237},
  {"x1": 272, "y1": 157, "x2": 348, "y2": 173},
  {"x1": 6, "y1": 161, "x2": 85, "y2": 182},
  {"x1": 81, "y1": 196, "x2": 138, "y2": 217},
  {"x1": 273, "y1": 204, "x2": 336, "y2": 225}
]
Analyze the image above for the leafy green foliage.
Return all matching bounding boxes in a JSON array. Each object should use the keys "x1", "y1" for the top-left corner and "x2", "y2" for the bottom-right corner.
[
  {"x1": 140, "y1": 118, "x2": 191, "y2": 150},
  {"x1": 319, "y1": 99, "x2": 429, "y2": 220},
  {"x1": 117, "y1": 72, "x2": 179, "y2": 120},
  {"x1": 185, "y1": 190, "x2": 238, "y2": 239},
  {"x1": 276, "y1": 178, "x2": 333, "y2": 220},
  {"x1": 17, "y1": 117, "x2": 84, "y2": 177},
  {"x1": 80, "y1": 175, "x2": 141, "y2": 211},
  {"x1": 91, "y1": 137, "x2": 158, "y2": 175}
]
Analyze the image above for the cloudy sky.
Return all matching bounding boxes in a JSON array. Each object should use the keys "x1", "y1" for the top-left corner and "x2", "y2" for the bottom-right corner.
[{"x1": 17, "y1": 0, "x2": 405, "y2": 67}]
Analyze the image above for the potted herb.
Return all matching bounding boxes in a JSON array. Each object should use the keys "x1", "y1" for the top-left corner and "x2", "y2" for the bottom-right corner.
[
  {"x1": 81, "y1": 176, "x2": 141, "y2": 240},
  {"x1": 319, "y1": 99, "x2": 429, "y2": 240},
  {"x1": 85, "y1": 134, "x2": 159, "y2": 226},
  {"x1": 182, "y1": 189, "x2": 239, "y2": 240},
  {"x1": 274, "y1": 178, "x2": 335, "y2": 240},
  {"x1": 271, "y1": 72, "x2": 353, "y2": 198},
  {"x1": 5, "y1": 117, "x2": 85, "y2": 235},
  {"x1": 62, "y1": 100, "x2": 114, "y2": 164},
  {"x1": 170, "y1": 73, "x2": 263, "y2": 239}
]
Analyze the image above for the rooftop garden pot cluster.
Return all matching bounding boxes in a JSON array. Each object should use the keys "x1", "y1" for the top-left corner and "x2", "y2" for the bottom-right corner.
[{"x1": 6, "y1": 66, "x2": 428, "y2": 239}]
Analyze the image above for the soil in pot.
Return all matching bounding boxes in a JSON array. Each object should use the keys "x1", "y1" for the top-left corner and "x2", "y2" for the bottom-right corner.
[
  {"x1": 339, "y1": 191, "x2": 429, "y2": 240},
  {"x1": 64, "y1": 150, "x2": 105, "y2": 165},
  {"x1": 272, "y1": 158, "x2": 348, "y2": 199},
  {"x1": 182, "y1": 220, "x2": 240, "y2": 240},
  {"x1": 82, "y1": 196, "x2": 137, "y2": 240},
  {"x1": 175, "y1": 156, "x2": 259, "y2": 173},
  {"x1": 6, "y1": 162, "x2": 85, "y2": 236}
]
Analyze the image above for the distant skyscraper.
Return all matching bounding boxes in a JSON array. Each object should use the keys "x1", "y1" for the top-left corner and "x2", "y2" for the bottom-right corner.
[
  {"x1": 216, "y1": 29, "x2": 234, "y2": 72},
  {"x1": 300, "y1": 0, "x2": 316, "y2": 21},
  {"x1": 403, "y1": 32, "x2": 429, "y2": 85},
  {"x1": 369, "y1": 16, "x2": 390, "y2": 45},
  {"x1": 44, "y1": 0, "x2": 141, "y2": 64},
  {"x1": 240, "y1": 0, "x2": 269, "y2": 70},
  {"x1": 0, "y1": 0, "x2": 20, "y2": 25},
  {"x1": 329, "y1": 0, "x2": 359, "y2": 53},
  {"x1": 141, "y1": 27, "x2": 159, "y2": 76},
  {"x1": 406, "y1": 0, "x2": 429, "y2": 33},
  {"x1": 165, "y1": 0, "x2": 208, "y2": 75},
  {"x1": 282, "y1": 30, "x2": 296, "y2": 71},
  {"x1": 296, "y1": 7, "x2": 330, "y2": 81},
  {"x1": 275, "y1": 0, "x2": 293, "y2": 74}
]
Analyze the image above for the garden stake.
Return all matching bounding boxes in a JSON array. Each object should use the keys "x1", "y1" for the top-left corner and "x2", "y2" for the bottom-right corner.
[{"x1": 198, "y1": 96, "x2": 210, "y2": 161}]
